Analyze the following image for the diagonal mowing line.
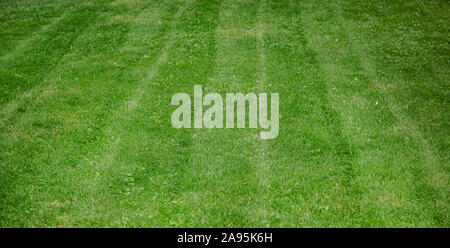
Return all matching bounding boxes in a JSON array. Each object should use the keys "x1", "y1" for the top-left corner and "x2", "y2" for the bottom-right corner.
[
  {"x1": 0, "y1": 1, "x2": 186, "y2": 226},
  {"x1": 0, "y1": 88, "x2": 33, "y2": 127},
  {"x1": 330, "y1": 0, "x2": 448, "y2": 214},
  {"x1": 182, "y1": 0, "x2": 261, "y2": 227},
  {"x1": 0, "y1": 11, "x2": 68, "y2": 60},
  {"x1": 92, "y1": 43, "x2": 171, "y2": 167},
  {"x1": 0, "y1": 18, "x2": 83, "y2": 129},
  {"x1": 0, "y1": 1, "x2": 148, "y2": 129},
  {"x1": 78, "y1": 5, "x2": 185, "y2": 190},
  {"x1": 0, "y1": 10, "x2": 98, "y2": 126},
  {"x1": 302, "y1": 0, "x2": 447, "y2": 225}
]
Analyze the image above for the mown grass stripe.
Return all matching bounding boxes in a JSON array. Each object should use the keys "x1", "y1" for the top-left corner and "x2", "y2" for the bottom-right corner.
[
  {"x1": 257, "y1": 0, "x2": 360, "y2": 227},
  {"x1": 301, "y1": 0, "x2": 448, "y2": 226},
  {"x1": 0, "y1": 0, "x2": 112, "y2": 119},
  {"x1": 0, "y1": 0, "x2": 71, "y2": 56},
  {"x1": 341, "y1": 0, "x2": 449, "y2": 226},
  {"x1": 0, "y1": 0, "x2": 155, "y2": 129},
  {"x1": 127, "y1": 0, "x2": 222, "y2": 227},
  {"x1": 0, "y1": 3, "x2": 69, "y2": 58},
  {"x1": 330, "y1": 0, "x2": 448, "y2": 226},
  {"x1": 52, "y1": 1, "x2": 192, "y2": 226},
  {"x1": 181, "y1": 0, "x2": 263, "y2": 227},
  {"x1": 0, "y1": 0, "x2": 126, "y2": 197},
  {"x1": 62, "y1": 0, "x2": 222, "y2": 227},
  {"x1": 250, "y1": 0, "x2": 273, "y2": 227},
  {"x1": 0, "y1": 0, "x2": 176, "y2": 227}
]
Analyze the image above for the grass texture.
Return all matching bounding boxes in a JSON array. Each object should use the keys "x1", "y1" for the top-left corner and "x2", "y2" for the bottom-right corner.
[{"x1": 0, "y1": 0, "x2": 448, "y2": 227}]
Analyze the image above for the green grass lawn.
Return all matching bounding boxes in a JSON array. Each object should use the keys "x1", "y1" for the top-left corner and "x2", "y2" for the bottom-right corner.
[{"x1": 0, "y1": 0, "x2": 448, "y2": 227}]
